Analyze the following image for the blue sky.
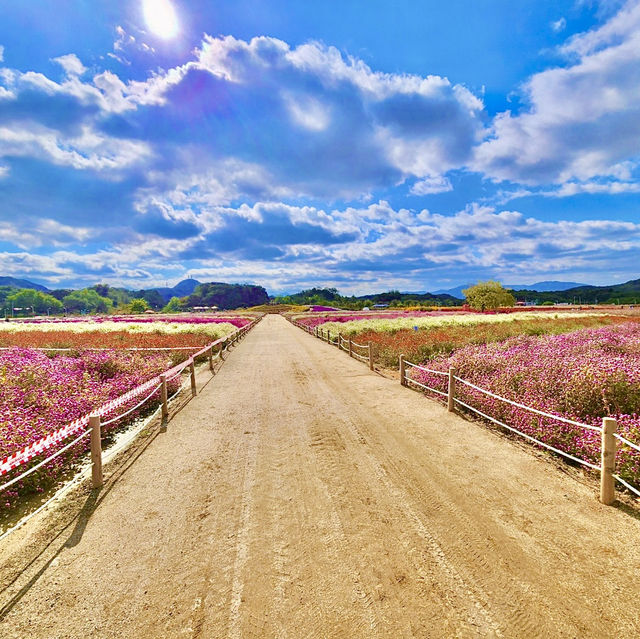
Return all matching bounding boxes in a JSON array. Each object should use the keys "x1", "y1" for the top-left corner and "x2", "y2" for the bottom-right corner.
[{"x1": 0, "y1": 0, "x2": 639, "y2": 294}]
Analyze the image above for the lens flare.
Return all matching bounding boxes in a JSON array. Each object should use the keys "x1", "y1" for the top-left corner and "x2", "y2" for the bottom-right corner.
[{"x1": 142, "y1": 0, "x2": 179, "y2": 39}]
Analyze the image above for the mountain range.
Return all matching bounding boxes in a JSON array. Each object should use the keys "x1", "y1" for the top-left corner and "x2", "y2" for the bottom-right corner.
[
  {"x1": 433, "y1": 281, "x2": 588, "y2": 299},
  {"x1": 3, "y1": 275, "x2": 640, "y2": 305},
  {"x1": 0, "y1": 276, "x2": 50, "y2": 291},
  {"x1": 0, "y1": 276, "x2": 202, "y2": 302}
]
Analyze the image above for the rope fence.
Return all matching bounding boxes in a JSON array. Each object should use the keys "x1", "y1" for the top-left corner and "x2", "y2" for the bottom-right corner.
[
  {"x1": 291, "y1": 319, "x2": 374, "y2": 371},
  {"x1": 398, "y1": 354, "x2": 640, "y2": 505},
  {"x1": 0, "y1": 318, "x2": 259, "y2": 525}
]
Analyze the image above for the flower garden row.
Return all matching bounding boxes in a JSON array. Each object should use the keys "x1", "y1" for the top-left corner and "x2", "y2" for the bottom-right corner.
[
  {"x1": 0, "y1": 315, "x2": 255, "y2": 513},
  {"x1": 408, "y1": 323, "x2": 640, "y2": 488},
  {"x1": 14, "y1": 314, "x2": 252, "y2": 326},
  {"x1": 293, "y1": 308, "x2": 640, "y2": 492},
  {"x1": 0, "y1": 317, "x2": 253, "y2": 350}
]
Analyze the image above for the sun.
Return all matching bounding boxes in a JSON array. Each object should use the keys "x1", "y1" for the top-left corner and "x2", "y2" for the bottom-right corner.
[{"x1": 142, "y1": 0, "x2": 179, "y2": 39}]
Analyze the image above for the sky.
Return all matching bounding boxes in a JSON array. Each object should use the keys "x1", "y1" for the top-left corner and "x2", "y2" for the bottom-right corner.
[{"x1": 0, "y1": 0, "x2": 639, "y2": 295}]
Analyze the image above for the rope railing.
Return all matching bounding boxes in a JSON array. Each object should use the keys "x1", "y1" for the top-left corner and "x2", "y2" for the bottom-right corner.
[
  {"x1": 612, "y1": 475, "x2": 640, "y2": 498},
  {"x1": 404, "y1": 360, "x2": 448, "y2": 376},
  {"x1": 453, "y1": 397, "x2": 600, "y2": 470},
  {"x1": 398, "y1": 354, "x2": 640, "y2": 505},
  {"x1": 405, "y1": 376, "x2": 449, "y2": 398},
  {"x1": 453, "y1": 376, "x2": 601, "y2": 432},
  {"x1": 291, "y1": 321, "x2": 374, "y2": 371},
  {"x1": 0, "y1": 319, "x2": 259, "y2": 503},
  {"x1": 614, "y1": 433, "x2": 640, "y2": 453}
]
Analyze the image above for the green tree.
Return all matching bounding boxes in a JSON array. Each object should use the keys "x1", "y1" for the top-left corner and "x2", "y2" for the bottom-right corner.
[
  {"x1": 129, "y1": 298, "x2": 150, "y2": 313},
  {"x1": 162, "y1": 296, "x2": 183, "y2": 313},
  {"x1": 6, "y1": 289, "x2": 64, "y2": 315},
  {"x1": 462, "y1": 281, "x2": 515, "y2": 311},
  {"x1": 62, "y1": 288, "x2": 114, "y2": 314}
]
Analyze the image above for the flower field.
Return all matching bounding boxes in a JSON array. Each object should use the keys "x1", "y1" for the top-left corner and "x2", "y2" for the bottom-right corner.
[
  {"x1": 300, "y1": 310, "x2": 602, "y2": 336},
  {"x1": 0, "y1": 315, "x2": 251, "y2": 513},
  {"x1": 361, "y1": 314, "x2": 639, "y2": 368},
  {"x1": 408, "y1": 323, "x2": 640, "y2": 489}
]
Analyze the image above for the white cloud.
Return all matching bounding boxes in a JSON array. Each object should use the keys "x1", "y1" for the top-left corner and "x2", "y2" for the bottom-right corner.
[
  {"x1": 283, "y1": 93, "x2": 331, "y2": 131},
  {"x1": 548, "y1": 180, "x2": 640, "y2": 196},
  {"x1": 52, "y1": 53, "x2": 87, "y2": 76},
  {"x1": 410, "y1": 176, "x2": 453, "y2": 195},
  {"x1": 0, "y1": 164, "x2": 8, "y2": 179},
  {"x1": 0, "y1": 45, "x2": 4, "y2": 62},
  {"x1": 0, "y1": 123, "x2": 151, "y2": 172},
  {"x1": 474, "y1": 1, "x2": 640, "y2": 185},
  {"x1": 3, "y1": 200, "x2": 640, "y2": 292},
  {"x1": 194, "y1": 35, "x2": 484, "y2": 186},
  {"x1": 551, "y1": 17, "x2": 567, "y2": 32}
]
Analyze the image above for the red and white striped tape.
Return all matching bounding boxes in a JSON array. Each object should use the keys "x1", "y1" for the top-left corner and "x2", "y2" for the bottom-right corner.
[{"x1": 0, "y1": 323, "x2": 255, "y2": 477}]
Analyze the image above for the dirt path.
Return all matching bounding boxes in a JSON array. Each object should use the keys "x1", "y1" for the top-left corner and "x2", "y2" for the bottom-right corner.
[{"x1": 1, "y1": 314, "x2": 639, "y2": 638}]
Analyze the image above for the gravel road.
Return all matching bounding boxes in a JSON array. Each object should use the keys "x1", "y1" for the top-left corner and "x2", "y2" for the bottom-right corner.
[{"x1": 1, "y1": 314, "x2": 639, "y2": 638}]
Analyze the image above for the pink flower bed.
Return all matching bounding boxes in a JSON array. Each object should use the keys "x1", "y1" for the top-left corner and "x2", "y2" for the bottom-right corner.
[
  {"x1": 410, "y1": 323, "x2": 640, "y2": 488},
  {"x1": 0, "y1": 348, "x2": 180, "y2": 508},
  {"x1": 17, "y1": 315, "x2": 251, "y2": 327}
]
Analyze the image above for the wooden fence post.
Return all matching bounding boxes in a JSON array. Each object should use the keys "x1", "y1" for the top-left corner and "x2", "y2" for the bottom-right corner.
[
  {"x1": 447, "y1": 367, "x2": 456, "y2": 412},
  {"x1": 368, "y1": 342, "x2": 374, "y2": 370},
  {"x1": 89, "y1": 414, "x2": 103, "y2": 489},
  {"x1": 600, "y1": 417, "x2": 617, "y2": 505},
  {"x1": 208, "y1": 345, "x2": 213, "y2": 371},
  {"x1": 160, "y1": 373, "x2": 168, "y2": 422},
  {"x1": 399, "y1": 355, "x2": 406, "y2": 386},
  {"x1": 349, "y1": 338, "x2": 353, "y2": 358},
  {"x1": 189, "y1": 357, "x2": 197, "y2": 397},
  {"x1": 327, "y1": 330, "x2": 331, "y2": 344}
]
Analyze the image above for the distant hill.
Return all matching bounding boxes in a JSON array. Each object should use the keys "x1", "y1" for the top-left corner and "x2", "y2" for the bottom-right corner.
[
  {"x1": 152, "y1": 278, "x2": 202, "y2": 302},
  {"x1": 185, "y1": 282, "x2": 269, "y2": 309},
  {"x1": 434, "y1": 281, "x2": 588, "y2": 299},
  {"x1": 274, "y1": 287, "x2": 459, "y2": 308},
  {"x1": 507, "y1": 281, "x2": 588, "y2": 293},
  {"x1": 517, "y1": 278, "x2": 640, "y2": 304},
  {"x1": 0, "y1": 276, "x2": 49, "y2": 291}
]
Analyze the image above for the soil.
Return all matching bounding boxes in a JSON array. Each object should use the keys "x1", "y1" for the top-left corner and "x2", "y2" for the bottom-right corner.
[{"x1": 1, "y1": 314, "x2": 639, "y2": 638}]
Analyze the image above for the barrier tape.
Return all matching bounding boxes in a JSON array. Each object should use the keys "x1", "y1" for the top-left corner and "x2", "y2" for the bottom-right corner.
[
  {"x1": 0, "y1": 430, "x2": 91, "y2": 494},
  {"x1": 0, "y1": 321, "x2": 255, "y2": 478}
]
